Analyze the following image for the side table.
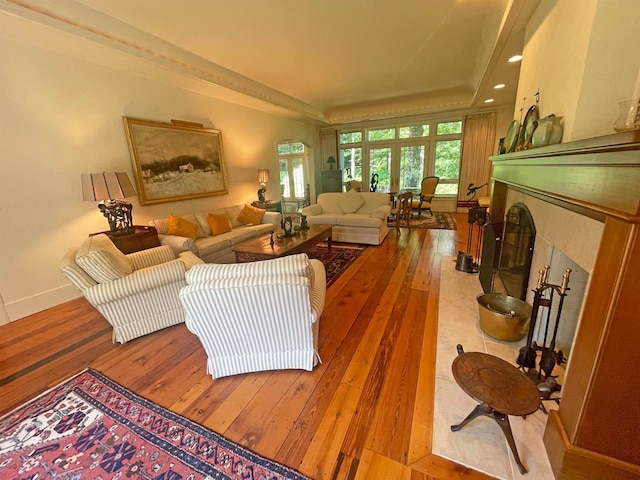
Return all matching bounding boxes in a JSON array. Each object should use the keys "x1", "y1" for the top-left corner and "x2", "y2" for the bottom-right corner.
[
  {"x1": 89, "y1": 225, "x2": 160, "y2": 254},
  {"x1": 451, "y1": 349, "x2": 541, "y2": 474}
]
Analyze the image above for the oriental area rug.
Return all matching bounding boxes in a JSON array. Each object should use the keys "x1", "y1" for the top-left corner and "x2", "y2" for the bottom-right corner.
[
  {"x1": 0, "y1": 369, "x2": 310, "y2": 480},
  {"x1": 389, "y1": 212, "x2": 457, "y2": 230},
  {"x1": 306, "y1": 242, "x2": 366, "y2": 287}
]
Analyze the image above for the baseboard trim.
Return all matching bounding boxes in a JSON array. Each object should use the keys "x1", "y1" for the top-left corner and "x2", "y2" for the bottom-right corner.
[
  {"x1": 5, "y1": 284, "x2": 81, "y2": 322},
  {"x1": 544, "y1": 410, "x2": 640, "y2": 480}
]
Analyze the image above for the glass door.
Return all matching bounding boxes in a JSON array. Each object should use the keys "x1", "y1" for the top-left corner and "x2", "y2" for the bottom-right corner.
[
  {"x1": 367, "y1": 142, "x2": 427, "y2": 194},
  {"x1": 399, "y1": 144, "x2": 426, "y2": 194},
  {"x1": 368, "y1": 147, "x2": 392, "y2": 192}
]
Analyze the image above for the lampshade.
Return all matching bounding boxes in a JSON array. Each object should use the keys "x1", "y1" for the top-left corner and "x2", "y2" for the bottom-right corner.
[
  {"x1": 82, "y1": 172, "x2": 137, "y2": 201},
  {"x1": 257, "y1": 168, "x2": 271, "y2": 184},
  {"x1": 82, "y1": 172, "x2": 137, "y2": 236}
]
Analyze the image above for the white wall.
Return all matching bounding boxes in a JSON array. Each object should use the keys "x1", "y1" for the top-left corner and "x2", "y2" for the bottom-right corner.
[
  {"x1": 515, "y1": 0, "x2": 640, "y2": 141},
  {"x1": 0, "y1": 27, "x2": 320, "y2": 322}
]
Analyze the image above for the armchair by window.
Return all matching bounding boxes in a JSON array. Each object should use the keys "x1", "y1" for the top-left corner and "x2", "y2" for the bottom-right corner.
[
  {"x1": 346, "y1": 180, "x2": 363, "y2": 192},
  {"x1": 60, "y1": 233, "x2": 203, "y2": 343},
  {"x1": 179, "y1": 253, "x2": 326, "y2": 379},
  {"x1": 410, "y1": 176, "x2": 439, "y2": 217}
]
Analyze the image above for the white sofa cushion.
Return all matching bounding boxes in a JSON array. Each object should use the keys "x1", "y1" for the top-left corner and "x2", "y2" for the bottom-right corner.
[
  {"x1": 338, "y1": 190, "x2": 365, "y2": 213},
  {"x1": 75, "y1": 234, "x2": 133, "y2": 283},
  {"x1": 337, "y1": 214, "x2": 383, "y2": 228}
]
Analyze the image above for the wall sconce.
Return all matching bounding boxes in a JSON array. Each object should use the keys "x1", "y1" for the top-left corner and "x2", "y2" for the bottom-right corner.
[
  {"x1": 326, "y1": 156, "x2": 336, "y2": 170},
  {"x1": 82, "y1": 172, "x2": 137, "y2": 236},
  {"x1": 257, "y1": 168, "x2": 270, "y2": 203}
]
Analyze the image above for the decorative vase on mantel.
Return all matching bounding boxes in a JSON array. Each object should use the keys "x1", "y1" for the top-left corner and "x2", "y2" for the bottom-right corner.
[{"x1": 613, "y1": 100, "x2": 640, "y2": 132}]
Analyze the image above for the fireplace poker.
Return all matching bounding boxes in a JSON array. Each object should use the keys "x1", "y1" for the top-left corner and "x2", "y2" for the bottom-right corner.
[{"x1": 540, "y1": 269, "x2": 571, "y2": 378}]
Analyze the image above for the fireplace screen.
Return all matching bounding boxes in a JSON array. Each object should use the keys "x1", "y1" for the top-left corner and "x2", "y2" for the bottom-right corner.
[{"x1": 497, "y1": 203, "x2": 536, "y2": 300}]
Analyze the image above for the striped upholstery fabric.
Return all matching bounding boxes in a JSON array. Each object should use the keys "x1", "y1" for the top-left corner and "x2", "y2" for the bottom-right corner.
[
  {"x1": 186, "y1": 253, "x2": 310, "y2": 282},
  {"x1": 180, "y1": 256, "x2": 326, "y2": 379},
  {"x1": 127, "y1": 245, "x2": 176, "y2": 271},
  {"x1": 61, "y1": 243, "x2": 205, "y2": 344},
  {"x1": 75, "y1": 234, "x2": 133, "y2": 283}
]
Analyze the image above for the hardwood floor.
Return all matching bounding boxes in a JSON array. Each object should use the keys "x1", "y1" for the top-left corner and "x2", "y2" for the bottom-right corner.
[{"x1": 0, "y1": 214, "x2": 495, "y2": 480}]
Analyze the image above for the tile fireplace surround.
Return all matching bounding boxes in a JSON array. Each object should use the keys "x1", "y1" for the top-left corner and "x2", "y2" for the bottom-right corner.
[{"x1": 486, "y1": 131, "x2": 640, "y2": 480}]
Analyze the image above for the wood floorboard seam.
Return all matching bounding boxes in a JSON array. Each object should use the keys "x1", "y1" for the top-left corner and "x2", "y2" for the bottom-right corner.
[{"x1": 0, "y1": 326, "x2": 112, "y2": 386}]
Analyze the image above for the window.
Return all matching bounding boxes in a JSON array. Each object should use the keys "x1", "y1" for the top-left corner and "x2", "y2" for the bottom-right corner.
[
  {"x1": 368, "y1": 128, "x2": 395, "y2": 141},
  {"x1": 434, "y1": 140, "x2": 461, "y2": 194},
  {"x1": 340, "y1": 146, "x2": 363, "y2": 185},
  {"x1": 277, "y1": 141, "x2": 309, "y2": 199},
  {"x1": 339, "y1": 131, "x2": 362, "y2": 144},
  {"x1": 336, "y1": 117, "x2": 462, "y2": 195},
  {"x1": 399, "y1": 124, "x2": 429, "y2": 138}
]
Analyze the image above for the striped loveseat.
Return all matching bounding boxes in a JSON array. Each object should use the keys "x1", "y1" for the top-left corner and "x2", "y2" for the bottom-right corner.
[
  {"x1": 60, "y1": 233, "x2": 203, "y2": 343},
  {"x1": 179, "y1": 253, "x2": 326, "y2": 379}
]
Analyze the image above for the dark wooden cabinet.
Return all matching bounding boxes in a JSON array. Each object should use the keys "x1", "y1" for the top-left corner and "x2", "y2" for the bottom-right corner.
[{"x1": 90, "y1": 226, "x2": 160, "y2": 254}]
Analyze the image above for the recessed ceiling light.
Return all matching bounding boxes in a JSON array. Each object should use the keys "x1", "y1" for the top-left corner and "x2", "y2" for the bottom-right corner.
[
  {"x1": 508, "y1": 55, "x2": 523, "y2": 63},
  {"x1": 494, "y1": 84, "x2": 506, "y2": 89},
  {"x1": 484, "y1": 99, "x2": 495, "y2": 103}
]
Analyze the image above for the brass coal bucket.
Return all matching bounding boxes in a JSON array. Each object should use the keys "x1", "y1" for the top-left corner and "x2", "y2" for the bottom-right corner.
[{"x1": 476, "y1": 293, "x2": 532, "y2": 342}]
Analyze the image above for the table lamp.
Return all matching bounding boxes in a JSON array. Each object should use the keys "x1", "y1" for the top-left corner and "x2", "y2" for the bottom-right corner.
[
  {"x1": 326, "y1": 156, "x2": 336, "y2": 170},
  {"x1": 82, "y1": 172, "x2": 137, "y2": 236},
  {"x1": 257, "y1": 168, "x2": 270, "y2": 203}
]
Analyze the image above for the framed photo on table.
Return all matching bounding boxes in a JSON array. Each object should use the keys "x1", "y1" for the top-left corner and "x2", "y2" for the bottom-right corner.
[{"x1": 123, "y1": 117, "x2": 228, "y2": 205}]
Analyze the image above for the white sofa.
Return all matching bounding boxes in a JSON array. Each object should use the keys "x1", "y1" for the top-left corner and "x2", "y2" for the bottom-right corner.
[
  {"x1": 60, "y1": 234, "x2": 204, "y2": 343},
  {"x1": 179, "y1": 253, "x2": 326, "y2": 379},
  {"x1": 149, "y1": 204, "x2": 281, "y2": 263},
  {"x1": 301, "y1": 191, "x2": 391, "y2": 245}
]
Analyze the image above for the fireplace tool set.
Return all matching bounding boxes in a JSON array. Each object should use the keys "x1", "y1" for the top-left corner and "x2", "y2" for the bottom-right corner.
[
  {"x1": 516, "y1": 265, "x2": 571, "y2": 412},
  {"x1": 455, "y1": 185, "x2": 489, "y2": 273}
]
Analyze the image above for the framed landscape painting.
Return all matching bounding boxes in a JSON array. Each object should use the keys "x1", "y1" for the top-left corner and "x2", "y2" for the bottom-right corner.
[{"x1": 123, "y1": 117, "x2": 228, "y2": 205}]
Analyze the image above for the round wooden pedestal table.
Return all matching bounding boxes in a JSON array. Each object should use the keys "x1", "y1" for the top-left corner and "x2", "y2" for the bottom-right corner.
[{"x1": 451, "y1": 351, "x2": 541, "y2": 474}]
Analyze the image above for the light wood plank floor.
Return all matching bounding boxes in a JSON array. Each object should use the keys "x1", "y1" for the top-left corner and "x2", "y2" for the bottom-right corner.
[{"x1": 0, "y1": 214, "x2": 495, "y2": 480}]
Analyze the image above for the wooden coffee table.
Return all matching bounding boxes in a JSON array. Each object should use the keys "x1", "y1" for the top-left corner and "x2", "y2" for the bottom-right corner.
[
  {"x1": 234, "y1": 224, "x2": 333, "y2": 263},
  {"x1": 451, "y1": 351, "x2": 541, "y2": 474}
]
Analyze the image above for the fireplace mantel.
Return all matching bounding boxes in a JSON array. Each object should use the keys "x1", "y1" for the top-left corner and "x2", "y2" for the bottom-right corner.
[{"x1": 489, "y1": 131, "x2": 640, "y2": 480}]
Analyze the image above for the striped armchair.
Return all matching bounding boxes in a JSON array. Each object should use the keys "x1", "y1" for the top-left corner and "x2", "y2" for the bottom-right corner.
[
  {"x1": 60, "y1": 234, "x2": 203, "y2": 344},
  {"x1": 179, "y1": 253, "x2": 326, "y2": 379}
]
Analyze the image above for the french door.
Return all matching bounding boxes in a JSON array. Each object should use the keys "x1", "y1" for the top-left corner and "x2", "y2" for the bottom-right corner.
[{"x1": 366, "y1": 142, "x2": 428, "y2": 193}]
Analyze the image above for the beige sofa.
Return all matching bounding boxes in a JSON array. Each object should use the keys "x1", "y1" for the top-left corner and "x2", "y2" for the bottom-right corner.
[
  {"x1": 301, "y1": 191, "x2": 391, "y2": 245},
  {"x1": 149, "y1": 204, "x2": 281, "y2": 263}
]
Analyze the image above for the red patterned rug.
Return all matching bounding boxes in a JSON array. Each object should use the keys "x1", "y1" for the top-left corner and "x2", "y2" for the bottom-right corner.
[
  {"x1": 0, "y1": 369, "x2": 309, "y2": 480},
  {"x1": 306, "y1": 243, "x2": 366, "y2": 287},
  {"x1": 388, "y1": 212, "x2": 457, "y2": 230}
]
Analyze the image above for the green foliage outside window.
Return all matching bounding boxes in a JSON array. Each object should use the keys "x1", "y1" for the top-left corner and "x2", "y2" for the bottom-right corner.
[
  {"x1": 435, "y1": 140, "x2": 461, "y2": 180},
  {"x1": 339, "y1": 132, "x2": 362, "y2": 144},
  {"x1": 437, "y1": 121, "x2": 462, "y2": 135},
  {"x1": 367, "y1": 128, "x2": 395, "y2": 141}
]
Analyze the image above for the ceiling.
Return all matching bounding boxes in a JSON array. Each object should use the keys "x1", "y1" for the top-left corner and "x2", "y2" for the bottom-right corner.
[{"x1": 3, "y1": 0, "x2": 539, "y2": 125}]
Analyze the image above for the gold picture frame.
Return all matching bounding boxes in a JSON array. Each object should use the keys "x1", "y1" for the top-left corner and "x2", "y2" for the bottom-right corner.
[{"x1": 123, "y1": 117, "x2": 228, "y2": 205}]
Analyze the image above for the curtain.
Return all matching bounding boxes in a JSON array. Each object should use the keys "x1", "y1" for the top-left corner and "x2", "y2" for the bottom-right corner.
[{"x1": 458, "y1": 112, "x2": 497, "y2": 212}]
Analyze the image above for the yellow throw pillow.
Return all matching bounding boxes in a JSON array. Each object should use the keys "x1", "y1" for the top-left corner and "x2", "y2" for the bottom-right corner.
[
  {"x1": 168, "y1": 214, "x2": 198, "y2": 239},
  {"x1": 208, "y1": 213, "x2": 232, "y2": 235},
  {"x1": 237, "y1": 203, "x2": 265, "y2": 225}
]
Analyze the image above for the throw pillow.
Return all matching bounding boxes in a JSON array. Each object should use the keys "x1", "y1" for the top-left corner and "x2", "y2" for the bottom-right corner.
[
  {"x1": 75, "y1": 234, "x2": 133, "y2": 283},
  {"x1": 208, "y1": 213, "x2": 232, "y2": 235},
  {"x1": 237, "y1": 203, "x2": 265, "y2": 225},
  {"x1": 338, "y1": 190, "x2": 365, "y2": 214},
  {"x1": 168, "y1": 214, "x2": 198, "y2": 239}
]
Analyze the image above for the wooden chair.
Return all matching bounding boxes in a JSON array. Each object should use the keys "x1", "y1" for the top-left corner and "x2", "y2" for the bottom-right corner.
[
  {"x1": 282, "y1": 184, "x2": 310, "y2": 214},
  {"x1": 390, "y1": 192, "x2": 413, "y2": 230},
  {"x1": 410, "y1": 176, "x2": 439, "y2": 217}
]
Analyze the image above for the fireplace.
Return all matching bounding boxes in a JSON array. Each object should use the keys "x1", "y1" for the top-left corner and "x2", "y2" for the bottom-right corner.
[{"x1": 488, "y1": 131, "x2": 640, "y2": 480}]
